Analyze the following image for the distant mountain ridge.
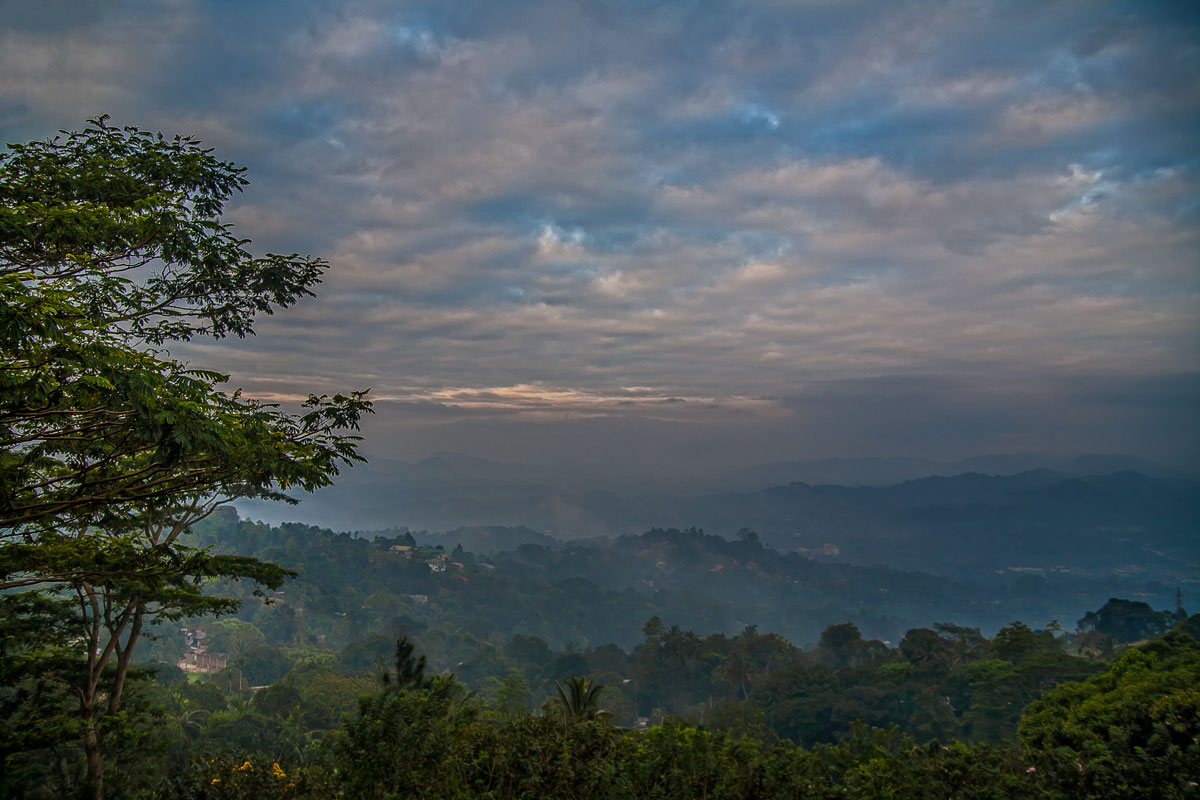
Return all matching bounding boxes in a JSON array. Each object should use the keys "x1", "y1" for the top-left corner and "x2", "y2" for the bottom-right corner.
[
  {"x1": 685, "y1": 470, "x2": 1199, "y2": 579},
  {"x1": 739, "y1": 452, "x2": 1188, "y2": 488},
  {"x1": 232, "y1": 453, "x2": 1199, "y2": 584}
]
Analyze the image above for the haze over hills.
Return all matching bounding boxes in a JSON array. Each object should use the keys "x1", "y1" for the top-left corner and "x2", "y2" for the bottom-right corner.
[
  {"x1": 236, "y1": 451, "x2": 1191, "y2": 527},
  {"x1": 234, "y1": 452, "x2": 1199, "y2": 589},
  {"x1": 188, "y1": 512, "x2": 1179, "y2": 650}
]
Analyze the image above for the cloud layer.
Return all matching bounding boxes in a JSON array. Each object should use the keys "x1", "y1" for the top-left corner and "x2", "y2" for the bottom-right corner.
[{"x1": 3, "y1": 0, "x2": 1197, "y2": 468}]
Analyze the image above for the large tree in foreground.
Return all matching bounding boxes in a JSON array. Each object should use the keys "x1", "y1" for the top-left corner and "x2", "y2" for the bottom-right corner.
[{"x1": 0, "y1": 117, "x2": 370, "y2": 799}]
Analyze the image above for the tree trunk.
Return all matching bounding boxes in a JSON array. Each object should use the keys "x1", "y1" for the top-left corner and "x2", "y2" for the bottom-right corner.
[
  {"x1": 107, "y1": 602, "x2": 144, "y2": 716},
  {"x1": 81, "y1": 709, "x2": 104, "y2": 800}
]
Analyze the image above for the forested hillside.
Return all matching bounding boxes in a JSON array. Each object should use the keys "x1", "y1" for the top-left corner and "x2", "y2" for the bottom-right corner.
[
  {"x1": 5, "y1": 508, "x2": 1196, "y2": 799},
  {"x1": 239, "y1": 458, "x2": 1200, "y2": 585},
  {"x1": 182, "y1": 510, "x2": 1180, "y2": 654}
]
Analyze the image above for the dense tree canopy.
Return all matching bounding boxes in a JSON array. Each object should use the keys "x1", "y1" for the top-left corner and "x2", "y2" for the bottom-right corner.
[
  {"x1": 0, "y1": 118, "x2": 370, "y2": 799},
  {"x1": 0, "y1": 116, "x2": 369, "y2": 535},
  {"x1": 1021, "y1": 624, "x2": 1200, "y2": 798}
]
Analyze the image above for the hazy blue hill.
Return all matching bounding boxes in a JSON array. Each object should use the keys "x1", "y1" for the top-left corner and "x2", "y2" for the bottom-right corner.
[
  {"x1": 694, "y1": 471, "x2": 1199, "y2": 579},
  {"x1": 713, "y1": 452, "x2": 1190, "y2": 489},
  {"x1": 877, "y1": 469, "x2": 1066, "y2": 505},
  {"x1": 736, "y1": 456, "x2": 946, "y2": 488},
  {"x1": 232, "y1": 454, "x2": 1198, "y2": 585},
  {"x1": 233, "y1": 451, "x2": 1192, "y2": 532},
  {"x1": 1065, "y1": 453, "x2": 1188, "y2": 477}
]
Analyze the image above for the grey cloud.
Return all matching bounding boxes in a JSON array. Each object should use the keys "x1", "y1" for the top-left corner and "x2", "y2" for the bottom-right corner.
[
  {"x1": 4, "y1": 0, "x2": 1197, "y2": 470},
  {"x1": 341, "y1": 371, "x2": 1199, "y2": 476}
]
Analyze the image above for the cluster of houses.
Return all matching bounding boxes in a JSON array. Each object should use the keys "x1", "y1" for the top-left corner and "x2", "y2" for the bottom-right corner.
[
  {"x1": 177, "y1": 626, "x2": 227, "y2": 674},
  {"x1": 388, "y1": 543, "x2": 465, "y2": 574}
]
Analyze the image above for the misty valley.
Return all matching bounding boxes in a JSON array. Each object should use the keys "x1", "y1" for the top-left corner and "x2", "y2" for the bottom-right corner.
[
  {"x1": 240, "y1": 453, "x2": 1199, "y2": 585},
  {"x1": 9, "y1": 464, "x2": 1198, "y2": 798},
  {"x1": 5, "y1": 7, "x2": 1199, "y2": 788}
]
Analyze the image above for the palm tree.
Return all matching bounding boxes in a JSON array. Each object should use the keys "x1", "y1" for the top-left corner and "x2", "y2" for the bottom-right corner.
[
  {"x1": 900, "y1": 628, "x2": 950, "y2": 671},
  {"x1": 715, "y1": 651, "x2": 752, "y2": 699},
  {"x1": 547, "y1": 675, "x2": 612, "y2": 723},
  {"x1": 935, "y1": 623, "x2": 987, "y2": 667},
  {"x1": 174, "y1": 708, "x2": 211, "y2": 742}
]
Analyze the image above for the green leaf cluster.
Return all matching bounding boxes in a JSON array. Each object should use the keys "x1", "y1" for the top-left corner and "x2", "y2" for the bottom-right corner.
[
  {"x1": 0, "y1": 117, "x2": 370, "y2": 799},
  {"x1": 1, "y1": 116, "x2": 371, "y2": 534}
]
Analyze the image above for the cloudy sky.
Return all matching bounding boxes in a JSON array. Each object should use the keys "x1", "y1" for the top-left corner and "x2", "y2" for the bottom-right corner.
[{"x1": 3, "y1": 0, "x2": 1198, "y2": 471}]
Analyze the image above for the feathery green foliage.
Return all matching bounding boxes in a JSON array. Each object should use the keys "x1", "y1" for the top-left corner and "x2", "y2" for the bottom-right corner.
[{"x1": 0, "y1": 118, "x2": 370, "y2": 799}]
